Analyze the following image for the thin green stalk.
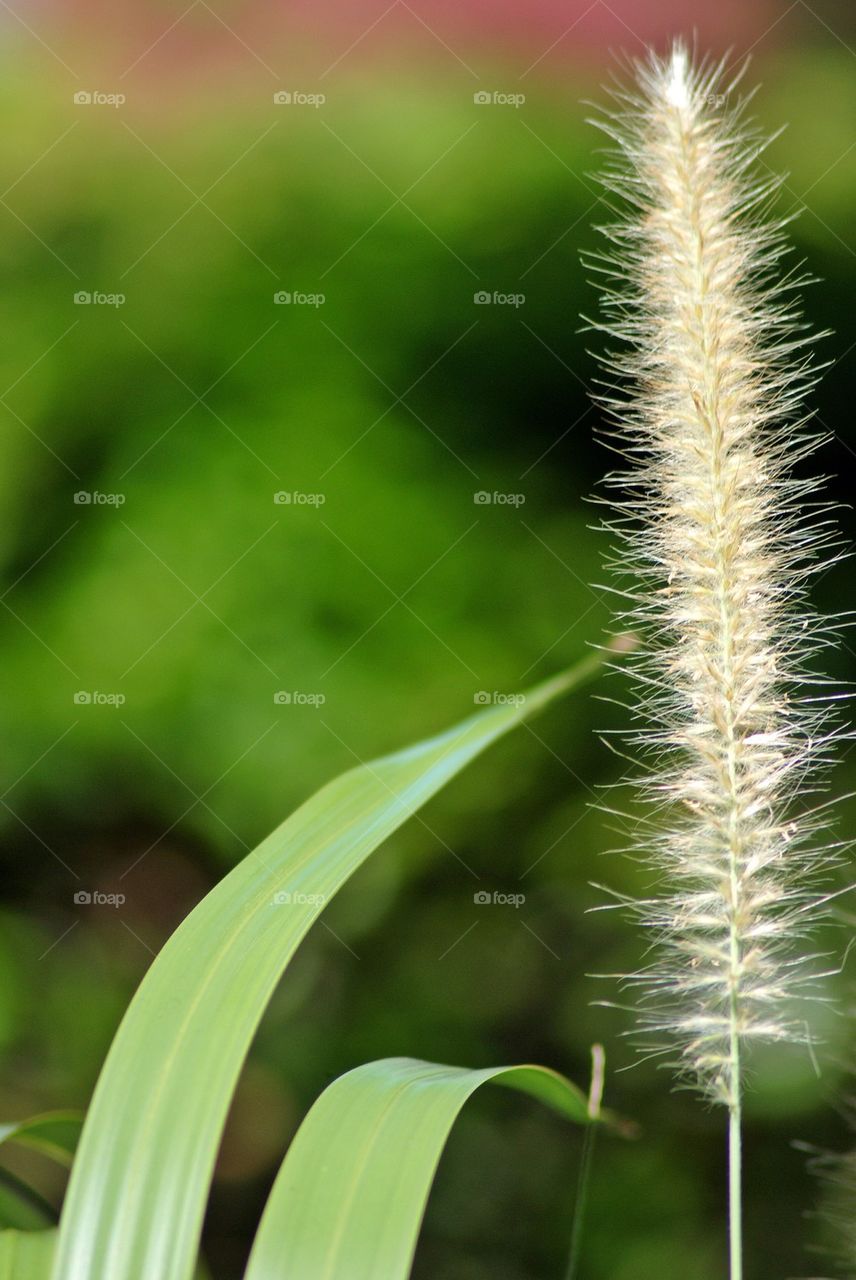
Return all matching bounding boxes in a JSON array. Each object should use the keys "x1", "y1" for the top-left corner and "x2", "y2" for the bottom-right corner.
[
  {"x1": 565, "y1": 1045, "x2": 605, "y2": 1280},
  {"x1": 729, "y1": 1093, "x2": 743, "y2": 1280},
  {"x1": 565, "y1": 1125, "x2": 597, "y2": 1280}
]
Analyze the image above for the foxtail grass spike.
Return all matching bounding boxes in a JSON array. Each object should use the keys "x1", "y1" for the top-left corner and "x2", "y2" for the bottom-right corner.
[{"x1": 589, "y1": 42, "x2": 840, "y2": 1111}]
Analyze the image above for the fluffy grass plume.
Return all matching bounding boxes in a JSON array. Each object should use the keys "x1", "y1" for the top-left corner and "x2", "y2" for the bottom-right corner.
[{"x1": 589, "y1": 42, "x2": 840, "y2": 1115}]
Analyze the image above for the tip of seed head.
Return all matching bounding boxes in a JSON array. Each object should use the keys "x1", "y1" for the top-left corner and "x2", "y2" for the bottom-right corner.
[{"x1": 664, "y1": 43, "x2": 691, "y2": 110}]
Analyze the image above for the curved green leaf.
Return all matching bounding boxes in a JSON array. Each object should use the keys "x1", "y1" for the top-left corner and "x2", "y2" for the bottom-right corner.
[
  {"x1": 0, "y1": 1171, "x2": 56, "y2": 1232},
  {"x1": 53, "y1": 655, "x2": 605, "y2": 1280},
  {"x1": 0, "y1": 1228, "x2": 55, "y2": 1278},
  {"x1": 0, "y1": 1114, "x2": 82, "y2": 1170},
  {"x1": 245, "y1": 1057, "x2": 593, "y2": 1280},
  {"x1": 0, "y1": 1231, "x2": 213, "y2": 1280},
  {"x1": 0, "y1": 1114, "x2": 83, "y2": 1232}
]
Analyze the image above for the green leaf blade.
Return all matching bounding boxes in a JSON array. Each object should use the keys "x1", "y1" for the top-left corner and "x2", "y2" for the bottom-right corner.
[
  {"x1": 0, "y1": 1114, "x2": 83, "y2": 1170},
  {"x1": 52, "y1": 658, "x2": 601, "y2": 1280},
  {"x1": 244, "y1": 1057, "x2": 592, "y2": 1280},
  {"x1": 0, "y1": 1228, "x2": 55, "y2": 1279}
]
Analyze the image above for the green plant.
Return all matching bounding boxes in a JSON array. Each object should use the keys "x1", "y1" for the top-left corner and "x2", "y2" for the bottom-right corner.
[
  {"x1": 1, "y1": 40, "x2": 844, "y2": 1280},
  {"x1": 590, "y1": 43, "x2": 838, "y2": 1280},
  {"x1": 0, "y1": 651, "x2": 620, "y2": 1278}
]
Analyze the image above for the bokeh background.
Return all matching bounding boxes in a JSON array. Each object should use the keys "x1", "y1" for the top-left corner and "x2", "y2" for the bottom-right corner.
[{"x1": 1, "y1": 1, "x2": 856, "y2": 1276}]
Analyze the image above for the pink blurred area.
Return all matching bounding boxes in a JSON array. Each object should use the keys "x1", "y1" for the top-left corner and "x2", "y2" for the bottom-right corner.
[{"x1": 15, "y1": 0, "x2": 787, "y2": 84}]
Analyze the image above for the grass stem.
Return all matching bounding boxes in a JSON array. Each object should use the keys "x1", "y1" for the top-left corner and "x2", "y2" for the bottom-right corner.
[
  {"x1": 729, "y1": 1097, "x2": 743, "y2": 1280},
  {"x1": 565, "y1": 1045, "x2": 605, "y2": 1280}
]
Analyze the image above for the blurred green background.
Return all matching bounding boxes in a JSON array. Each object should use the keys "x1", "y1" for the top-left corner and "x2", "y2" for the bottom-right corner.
[{"x1": 2, "y1": 1, "x2": 856, "y2": 1276}]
